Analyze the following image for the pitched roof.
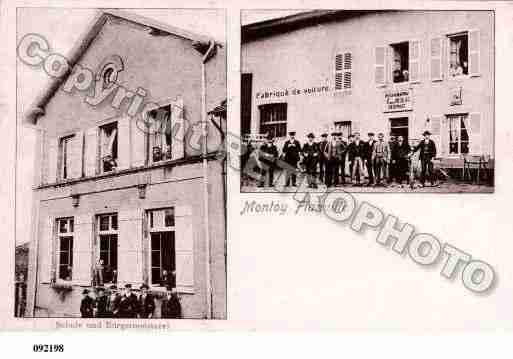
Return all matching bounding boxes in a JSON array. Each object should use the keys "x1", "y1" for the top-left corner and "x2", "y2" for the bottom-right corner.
[
  {"x1": 24, "y1": 9, "x2": 216, "y2": 125},
  {"x1": 241, "y1": 10, "x2": 377, "y2": 43}
]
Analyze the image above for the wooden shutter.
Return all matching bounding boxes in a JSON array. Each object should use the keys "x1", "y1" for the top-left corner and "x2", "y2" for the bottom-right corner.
[
  {"x1": 69, "y1": 131, "x2": 84, "y2": 179},
  {"x1": 118, "y1": 208, "x2": 144, "y2": 286},
  {"x1": 46, "y1": 137, "x2": 58, "y2": 184},
  {"x1": 175, "y1": 205, "x2": 194, "y2": 290},
  {"x1": 343, "y1": 52, "x2": 352, "y2": 89},
  {"x1": 73, "y1": 214, "x2": 93, "y2": 285},
  {"x1": 469, "y1": 30, "x2": 481, "y2": 77},
  {"x1": 334, "y1": 53, "x2": 343, "y2": 91},
  {"x1": 84, "y1": 127, "x2": 98, "y2": 176},
  {"x1": 117, "y1": 117, "x2": 130, "y2": 170},
  {"x1": 409, "y1": 40, "x2": 421, "y2": 83},
  {"x1": 430, "y1": 37, "x2": 443, "y2": 81},
  {"x1": 132, "y1": 115, "x2": 147, "y2": 167},
  {"x1": 468, "y1": 112, "x2": 482, "y2": 154},
  {"x1": 430, "y1": 116, "x2": 442, "y2": 157},
  {"x1": 171, "y1": 98, "x2": 185, "y2": 160},
  {"x1": 375, "y1": 46, "x2": 386, "y2": 86},
  {"x1": 38, "y1": 216, "x2": 54, "y2": 283}
]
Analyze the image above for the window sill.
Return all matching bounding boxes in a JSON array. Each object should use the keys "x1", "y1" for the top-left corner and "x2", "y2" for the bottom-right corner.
[{"x1": 149, "y1": 285, "x2": 194, "y2": 295}]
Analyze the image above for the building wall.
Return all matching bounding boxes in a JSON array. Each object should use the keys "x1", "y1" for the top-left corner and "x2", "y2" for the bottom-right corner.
[
  {"x1": 242, "y1": 11, "x2": 494, "y2": 158},
  {"x1": 32, "y1": 160, "x2": 225, "y2": 319}
]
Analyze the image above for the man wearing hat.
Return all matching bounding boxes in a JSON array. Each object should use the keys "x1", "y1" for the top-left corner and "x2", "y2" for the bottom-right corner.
[
  {"x1": 80, "y1": 289, "x2": 95, "y2": 318},
  {"x1": 372, "y1": 133, "x2": 390, "y2": 186},
  {"x1": 318, "y1": 133, "x2": 329, "y2": 184},
  {"x1": 282, "y1": 131, "x2": 302, "y2": 187},
  {"x1": 138, "y1": 284, "x2": 156, "y2": 318},
  {"x1": 259, "y1": 134, "x2": 279, "y2": 187},
  {"x1": 117, "y1": 284, "x2": 139, "y2": 318},
  {"x1": 302, "y1": 133, "x2": 320, "y2": 188},
  {"x1": 413, "y1": 130, "x2": 437, "y2": 186},
  {"x1": 364, "y1": 132, "x2": 376, "y2": 186}
]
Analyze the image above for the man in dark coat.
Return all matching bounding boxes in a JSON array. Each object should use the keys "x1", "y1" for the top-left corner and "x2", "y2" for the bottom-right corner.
[
  {"x1": 347, "y1": 132, "x2": 366, "y2": 185},
  {"x1": 117, "y1": 284, "x2": 139, "y2": 318},
  {"x1": 80, "y1": 289, "x2": 95, "y2": 318},
  {"x1": 372, "y1": 133, "x2": 390, "y2": 186},
  {"x1": 413, "y1": 130, "x2": 437, "y2": 186},
  {"x1": 95, "y1": 287, "x2": 109, "y2": 318},
  {"x1": 107, "y1": 284, "x2": 120, "y2": 317},
  {"x1": 391, "y1": 135, "x2": 411, "y2": 184},
  {"x1": 364, "y1": 132, "x2": 376, "y2": 186},
  {"x1": 281, "y1": 131, "x2": 302, "y2": 187},
  {"x1": 302, "y1": 133, "x2": 320, "y2": 188},
  {"x1": 347, "y1": 134, "x2": 355, "y2": 176},
  {"x1": 318, "y1": 133, "x2": 329, "y2": 184},
  {"x1": 138, "y1": 284, "x2": 156, "y2": 318},
  {"x1": 160, "y1": 270, "x2": 176, "y2": 290},
  {"x1": 333, "y1": 132, "x2": 348, "y2": 186},
  {"x1": 161, "y1": 287, "x2": 181, "y2": 319},
  {"x1": 388, "y1": 135, "x2": 397, "y2": 182},
  {"x1": 259, "y1": 135, "x2": 279, "y2": 187}
]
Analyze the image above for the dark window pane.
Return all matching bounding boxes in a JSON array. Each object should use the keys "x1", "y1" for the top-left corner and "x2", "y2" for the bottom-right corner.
[
  {"x1": 59, "y1": 220, "x2": 67, "y2": 233},
  {"x1": 100, "y1": 236, "x2": 109, "y2": 250},
  {"x1": 151, "y1": 233, "x2": 160, "y2": 249},
  {"x1": 59, "y1": 251, "x2": 68, "y2": 265},
  {"x1": 69, "y1": 219, "x2": 74, "y2": 233},
  {"x1": 151, "y1": 268, "x2": 161, "y2": 284},
  {"x1": 151, "y1": 251, "x2": 161, "y2": 266},
  {"x1": 161, "y1": 232, "x2": 176, "y2": 272},
  {"x1": 111, "y1": 215, "x2": 118, "y2": 230}
]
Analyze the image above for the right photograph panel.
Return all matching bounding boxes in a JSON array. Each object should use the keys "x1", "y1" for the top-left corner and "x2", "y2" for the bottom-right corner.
[{"x1": 240, "y1": 10, "x2": 494, "y2": 193}]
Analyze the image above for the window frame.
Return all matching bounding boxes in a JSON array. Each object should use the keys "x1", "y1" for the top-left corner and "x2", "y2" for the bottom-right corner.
[
  {"x1": 143, "y1": 100, "x2": 177, "y2": 165},
  {"x1": 447, "y1": 31, "x2": 470, "y2": 80},
  {"x1": 55, "y1": 217, "x2": 74, "y2": 282},
  {"x1": 96, "y1": 213, "x2": 119, "y2": 285},
  {"x1": 58, "y1": 134, "x2": 75, "y2": 181},
  {"x1": 389, "y1": 41, "x2": 410, "y2": 85},
  {"x1": 146, "y1": 208, "x2": 176, "y2": 288},
  {"x1": 99, "y1": 121, "x2": 118, "y2": 173},
  {"x1": 446, "y1": 113, "x2": 470, "y2": 157},
  {"x1": 258, "y1": 103, "x2": 288, "y2": 139}
]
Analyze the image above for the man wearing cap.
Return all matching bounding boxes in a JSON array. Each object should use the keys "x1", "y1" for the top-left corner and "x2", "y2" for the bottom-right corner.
[
  {"x1": 80, "y1": 289, "x2": 95, "y2": 318},
  {"x1": 413, "y1": 130, "x2": 437, "y2": 186},
  {"x1": 372, "y1": 133, "x2": 390, "y2": 186},
  {"x1": 282, "y1": 131, "x2": 302, "y2": 187},
  {"x1": 302, "y1": 133, "x2": 320, "y2": 188},
  {"x1": 324, "y1": 131, "x2": 337, "y2": 187},
  {"x1": 318, "y1": 133, "x2": 329, "y2": 184},
  {"x1": 364, "y1": 132, "x2": 376, "y2": 186},
  {"x1": 138, "y1": 284, "x2": 156, "y2": 319},
  {"x1": 259, "y1": 134, "x2": 279, "y2": 187},
  {"x1": 117, "y1": 284, "x2": 139, "y2": 318},
  {"x1": 347, "y1": 132, "x2": 366, "y2": 185},
  {"x1": 333, "y1": 132, "x2": 348, "y2": 186}
]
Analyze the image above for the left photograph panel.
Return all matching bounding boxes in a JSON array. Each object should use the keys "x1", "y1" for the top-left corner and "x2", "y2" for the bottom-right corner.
[{"x1": 16, "y1": 8, "x2": 227, "y2": 319}]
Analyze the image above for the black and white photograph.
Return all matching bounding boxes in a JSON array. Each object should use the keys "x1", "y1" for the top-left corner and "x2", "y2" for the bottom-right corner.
[
  {"x1": 16, "y1": 8, "x2": 227, "y2": 319},
  {"x1": 240, "y1": 10, "x2": 495, "y2": 193}
]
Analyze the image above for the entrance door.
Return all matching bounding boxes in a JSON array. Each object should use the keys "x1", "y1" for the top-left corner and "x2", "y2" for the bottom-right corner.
[{"x1": 389, "y1": 117, "x2": 409, "y2": 142}]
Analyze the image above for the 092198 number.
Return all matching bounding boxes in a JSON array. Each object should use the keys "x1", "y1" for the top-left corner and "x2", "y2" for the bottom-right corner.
[{"x1": 32, "y1": 344, "x2": 64, "y2": 353}]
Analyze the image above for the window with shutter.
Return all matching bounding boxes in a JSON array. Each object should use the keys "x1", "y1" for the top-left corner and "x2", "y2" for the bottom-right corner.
[
  {"x1": 99, "y1": 122, "x2": 118, "y2": 173},
  {"x1": 335, "y1": 52, "x2": 352, "y2": 91},
  {"x1": 375, "y1": 46, "x2": 385, "y2": 86},
  {"x1": 468, "y1": 30, "x2": 480, "y2": 77},
  {"x1": 446, "y1": 114, "x2": 471, "y2": 156},
  {"x1": 147, "y1": 208, "x2": 176, "y2": 287},
  {"x1": 448, "y1": 32, "x2": 469, "y2": 77},
  {"x1": 58, "y1": 135, "x2": 74, "y2": 180},
  {"x1": 69, "y1": 131, "x2": 84, "y2": 179},
  {"x1": 96, "y1": 214, "x2": 118, "y2": 285},
  {"x1": 56, "y1": 217, "x2": 74, "y2": 281},
  {"x1": 430, "y1": 37, "x2": 443, "y2": 81},
  {"x1": 117, "y1": 117, "x2": 130, "y2": 170}
]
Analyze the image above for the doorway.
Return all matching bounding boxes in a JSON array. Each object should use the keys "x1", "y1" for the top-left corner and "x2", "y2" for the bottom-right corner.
[{"x1": 389, "y1": 117, "x2": 409, "y2": 142}]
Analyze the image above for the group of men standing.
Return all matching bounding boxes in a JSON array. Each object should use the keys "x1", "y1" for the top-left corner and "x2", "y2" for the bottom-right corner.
[
  {"x1": 80, "y1": 283, "x2": 182, "y2": 319},
  {"x1": 249, "y1": 129, "x2": 437, "y2": 188}
]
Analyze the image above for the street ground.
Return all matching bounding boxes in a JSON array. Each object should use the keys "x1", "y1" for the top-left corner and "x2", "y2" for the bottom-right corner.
[{"x1": 241, "y1": 172, "x2": 494, "y2": 193}]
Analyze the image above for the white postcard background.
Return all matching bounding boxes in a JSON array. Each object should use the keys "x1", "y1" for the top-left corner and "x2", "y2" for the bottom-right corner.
[{"x1": 1, "y1": 0, "x2": 513, "y2": 333}]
